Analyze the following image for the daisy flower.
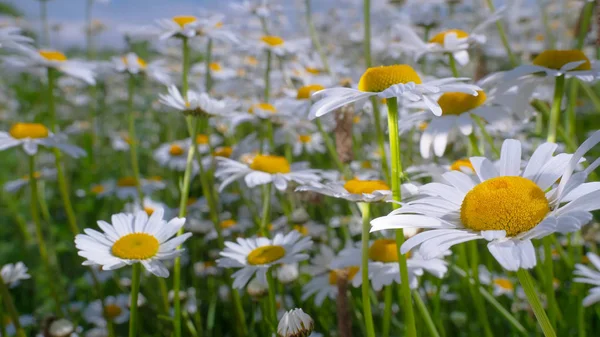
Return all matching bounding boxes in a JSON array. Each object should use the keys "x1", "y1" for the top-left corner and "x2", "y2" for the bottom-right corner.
[
  {"x1": 1, "y1": 262, "x2": 31, "y2": 287},
  {"x1": 14, "y1": 48, "x2": 96, "y2": 84},
  {"x1": 309, "y1": 64, "x2": 480, "y2": 119},
  {"x1": 75, "y1": 209, "x2": 191, "y2": 277},
  {"x1": 112, "y1": 52, "x2": 171, "y2": 85},
  {"x1": 217, "y1": 231, "x2": 313, "y2": 288},
  {"x1": 573, "y1": 252, "x2": 600, "y2": 306},
  {"x1": 0, "y1": 123, "x2": 86, "y2": 157},
  {"x1": 0, "y1": 26, "x2": 33, "y2": 50},
  {"x1": 153, "y1": 140, "x2": 199, "y2": 173},
  {"x1": 156, "y1": 15, "x2": 200, "y2": 39},
  {"x1": 194, "y1": 133, "x2": 222, "y2": 154},
  {"x1": 277, "y1": 308, "x2": 314, "y2": 337},
  {"x1": 393, "y1": 7, "x2": 505, "y2": 65},
  {"x1": 256, "y1": 35, "x2": 293, "y2": 56},
  {"x1": 83, "y1": 295, "x2": 129, "y2": 327},
  {"x1": 296, "y1": 178, "x2": 392, "y2": 203},
  {"x1": 215, "y1": 154, "x2": 323, "y2": 192},
  {"x1": 372, "y1": 132, "x2": 600, "y2": 271},
  {"x1": 124, "y1": 197, "x2": 171, "y2": 219},
  {"x1": 159, "y1": 85, "x2": 229, "y2": 117},
  {"x1": 292, "y1": 133, "x2": 325, "y2": 156},
  {"x1": 478, "y1": 265, "x2": 518, "y2": 297},
  {"x1": 503, "y1": 49, "x2": 600, "y2": 83},
  {"x1": 4, "y1": 168, "x2": 56, "y2": 193},
  {"x1": 334, "y1": 239, "x2": 448, "y2": 291}
]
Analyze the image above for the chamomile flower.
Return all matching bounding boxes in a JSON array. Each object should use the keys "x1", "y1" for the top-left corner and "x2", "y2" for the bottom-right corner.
[
  {"x1": 156, "y1": 15, "x2": 200, "y2": 39},
  {"x1": 97, "y1": 176, "x2": 166, "y2": 200},
  {"x1": 334, "y1": 239, "x2": 448, "y2": 291},
  {"x1": 0, "y1": 123, "x2": 86, "y2": 157},
  {"x1": 83, "y1": 295, "x2": 129, "y2": 327},
  {"x1": 0, "y1": 26, "x2": 33, "y2": 50},
  {"x1": 215, "y1": 154, "x2": 323, "y2": 192},
  {"x1": 277, "y1": 308, "x2": 314, "y2": 337},
  {"x1": 112, "y1": 52, "x2": 171, "y2": 85},
  {"x1": 75, "y1": 209, "x2": 191, "y2": 277},
  {"x1": 217, "y1": 231, "x2": 312, "y2": 288},
  {"x1": 193, "y1": 61, "x2": 237, "y2": 81},
  {"x1": 297, "y1": 178, "x2": 392, "y2": 203},
  {"x1": 478, "y1": 265, "x2": 518, "y2": 297},
  {"x1": 1, "y1": 262, "x2": 31, "y2": 287},
  {"x1": 124, "y1": 197, "x2": 171, "y2": 219},
  {"x1": 257, "y1": 35, "x2": 291, "y2": 56},
  {"x1": 4, "y1": 168, "x2": 56, "y2": 193},
  {"x1": 393, "y1": 7, "x2": 505, "y2": 65},
  {"x1": 503, "y1": 49, "x2": 600, "y2": 82},
  {"x1": 309, "y1": 64, "x2": 480, "y2": 119},
  {"x1": 153, "y1": 140, "x2": 199, "y2": 173},
  {"x1": 292, "y1": 133, "x2": 325, "y2": 156},
  {"x1": 159, "y1": 85, "x2": 228, "y2": 117},
  {"x1": 16, "y1": 48, "x2": 96, "y2": 84},
  {"x1": 372, "y1": 133, "x2": 600, "y2": 271},
  {"x1": 573, "y1": 252, "x2": 600, "y2": 306}
]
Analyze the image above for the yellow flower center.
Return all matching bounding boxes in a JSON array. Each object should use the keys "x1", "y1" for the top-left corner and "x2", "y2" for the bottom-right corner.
[
  {"x1": 104, "y1": 304, "x2": 123, "y2": 319},
  {"x1": 369, "y1": 239, "x2": 409, "y2": 263},
  {"x1": 122, "y1": 56, "x2": 147, "y2": 69},
  {"x1": 261, "y1": 35, "x2": 284, "y2": 47},
  {"x1": 293, "y1": 225, "x2": 309, "y2": 236},
  {"x1": 493, "y1": 278, "x2": 514, "y2": 291},
  {"x1": 450, "y1": 159, "x2": 474, "y2": 172},
  {"x1": 298, "y1": 135, "x2": 312, "y2": 143},
  {"x1": 532, "y1": 50, "x2": 591, "y2": 71},
  {"x1": 357, "y1": 65, "x2": 422, "y2": 92},
  {"x1": 535, "y1": 34, "x2": 545, "y2": 42},
  {"x1": 117, "y1": 177, "x2": 138, "y2": 187},
  {"x1": 353, "y1": 116, "x2": 361, "y2": 124},
  {"x1": 328, "y1": 266, "x2": 360, "y2": 285},
  {"x1": 460, "y1": 176, "x2": 550, "y2": 236},
  {"x1": 111, "y1": 233, "x2": 159, "y2": 260},
  {"x1": 91, "y1": 185, "x2": 105, "y2": 194},
  {"x1": 9, "y1": 123, "x2": 49, "y2": 139},
  {"x1": 148, "y1": 176, "x2": 162, "y2": 182},
  {"x1": 220, "y1": 219, "x2": 237, "y2": 229},
  {"x1": 196, "y1": 134, "x2": 209, "y2": 144},
  {"x1": 361, "y1": 161, "x2": 372, "y2": 169},
  {"x1": 39, "y1": 50, "x2": 67, "y2": 62},
  {"x1": 428, "y1": 29, "x2": 469, "y2": 44},
  {"x1": 437, "y1": 91, "x2": 487, "y2": 116},
  {"x1": 247, "y1": 245, "x2": 286, "y2": 265},
  {"x1": 296, "y1": 84, "x2": 325, "y2": 100},
  {"x1": 22, "y1": 172, "x2": 42, "y2": 180},
  {"x1": 305, "y1": 66, "x2": 321, "y2": 74},
  {"x1": 213, "y1": 146, "x2": 233, "y2": 158},
  {"x1": 144, "y1": 207, "x2": 154, "y2": 216},
  {"x1": 169, "y1": 144, "x2": 185, "y2": 156},
  {"x1": 250, "y1": 155, "x2": 291, "y2": 174},
  {"x1": 245, "y1": 56, "x2": 259, "y2": 66},
  {"x1": 344, "y1": 179, "x2": 390, "y2": 194},
  {"x1": 249, "y1": 103, "x2": 277, "y2": 114},
  {"x1": 209, "y1": 62, "x2": 222, "y2": 72},
  {"x1": 172, "y1": 15, "x2": 197, "y2": 28}
]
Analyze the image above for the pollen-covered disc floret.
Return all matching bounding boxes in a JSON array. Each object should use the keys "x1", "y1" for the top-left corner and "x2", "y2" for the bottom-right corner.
[
  {"x1": 344, "y1": 179, "x2": 390, "y2": 194},
  {"x1": 38, "y1": 50, "x2": 67, "y2": 62},
  {"x1": 533, "y1": 50, "x2": 591, "y2": 71},
  {"x1": 9, "y1": 123, "x2": 49, "y2": 139},
  {"x1": 429, "y1": 29, "x2": 469, "y2": 44},
  {"x1": 250, "y1": 155, "x2": 291, "y2": 174},
  {"x1": 172, "y1": 15, "x2": 197, "y2": 28},
  {"x1": 369, "y1": 239, "x2": 400, "y2": 263},
  {"x1": 297, "y1": 84, "x2": 325, "y2": 100},
  {"x1": 328, "y1": 266, "x2": 360, "y2": 285},
  {"x1": 450, "y1": 159, "x2": 474, "y2": 172},
  {"x1": 261, "y1": 35, "x2": 284, "y2": 47},
  {"x1": 460, "y1": 176, "x2": 550, "y2": 236},
  {"x1": 111, "y1": 233, "x2": 160, "y2": 260},
  {"x1": 438, "y1": 90, "x2": 486, "y2": 116},
  {"x1": 247, "y1": 245, "x2": 286, "y2": 265},
  {"x1": 357, "y1": 65, "x2": 422, "y2": 92}
]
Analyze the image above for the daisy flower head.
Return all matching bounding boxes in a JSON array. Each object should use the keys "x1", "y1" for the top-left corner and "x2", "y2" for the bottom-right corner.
[
  {"x1": 0, "y1": 26, "x2": 33, "y2": 51},
  {"x1": 217, "y1": 231, "x2": 313, "y2": 288},
  {"x1": 296, "y1": 178, "x2": 392, "y2": 203},
  {"x1": 4, "y1": 167, "x2": 56, "y2": 193},
  {"x1": 124, "y1": 197, "x2": 171, "y2": 219},
  {"x1": 112, "y1": 52, "x2": 171, "y2": 85},
  {"x1": 309, "y1": 64, "x2": 481, "y2": 119},
  {"x1": 257, "y1": 35, "x2": 290, "y2": 56},
  {"x1": 574, "y1": 252, "x2": 600, "y2": 306},
  {"x1": 393, "y1": 6, "x2": 506, "y2": 65},
  {"x1": 156, "y1": 15, "x2": 200, "y2": 40},
  {"x1": 503, "y1": 49, "x2": 600, "y2": 83},
  {"x1": 277, "y1": 308, "x2": 314, "y2": 337},
  {"x1": 83, "y1": 295, "x2": 129, "y2": 327},
  {"x1": 215, "y1": 154, "x2": 323, "y2": 192},
  {"x1": 159, "y1": 85, "x2": 228, "y2": 117},
  {"x1": 75, "y1": 209, "x2": 191, "y2": 277},
  {"x1": 1, "y1": 262, "x2": 31, "y2": 287},
  {"x1": 153, "y1": 139, "x2": 199, "y2": 173},
  {"x1": 292, "y1": 132, "x2": 325, "y2": 156},
  {"x1": 372, "y1": 132, "x2": 600, "y2": 271},
  {"x1": 0, "y1": 122, "x2": 86, "y2": 157},
  {"x1": 102, "y1": 176, "x2": 166, "y2": 200},
  {"x1": 17, "y1": 48, "x2": 96, "y2": 84}
]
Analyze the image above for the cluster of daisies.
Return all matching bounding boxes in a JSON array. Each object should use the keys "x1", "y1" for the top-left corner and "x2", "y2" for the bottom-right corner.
[{"x1": 2, "y1": 0, "x2": 600, "y2": 337}]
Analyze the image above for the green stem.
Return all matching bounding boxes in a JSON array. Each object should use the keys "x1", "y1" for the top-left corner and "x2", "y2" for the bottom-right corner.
[
  {"x1": 382, "y1": 285, "x2": 392, "y2": 337},
  {"x1": 565, "y1": 79, "x2": 578, "y2": 143},
  {"x1": 580, "y1": 82, "x2": 600, "y2": 112},
  {"x1": 128, "y1": 263, "x2": 142, "y2": 337},
  {"x1": 2, "y1": 192, "x2": 31, "y2": 244},
  {"x1": 266, "y1": 269, "x2": 278, "y2": 332},
  {"x1": 516, "y1": 269, "x2": 557, "y2": 337},
  {"x1": 575, "y1": 2, "x2": 594, "y2": 50},
  {"x1": 0, "y1": 275, "x2": 27, "y2": 337},
  {"x1": 385, "y1": 97, "x2": 416, "y2": 337},
  {"x1": 126, "y1": 75, "x2": 144, "y2": 205},
  {"x1": 542, "y1": 238, "x2": 560, "y2": 325},
  {"x1": 484, "y1": 0, "x2": 517, "y2": 66},
  {"x1": 448, "y1": 53, "x2": 459, "y2": 77},
  {"x1": 358, "y1": 203, "x2": 375, "y2": 337},
  {"x1": 205, "y1": 38, "x2": 213, "y2": 92},
  {"x1": 412, "y1": 290, "x2": 441, "y2": 337},
  {"x1": 547, "y1": 75, "x2": 566, "y2": 143},
  {"x1": 304, "y1": 0, "x2": 331, "y2": 75},
  {"x1": 538, "y1": 0, "x2": 556, "y2": 49},
  {"x1": 468, "y1": 133, "x2": 482, "y2": 157},
  {"x1": 472, "y1": 115, "x2": 499, "y2": 158},
  {"x1": 259, "y1": 184, "x2": 272, "y2": 237},
  {"x1": 468, "y1": 241, "x2": 494, "y2": 337},
  {"x1": 264, "y1": 50, "x2": 271, "y2": 102}
]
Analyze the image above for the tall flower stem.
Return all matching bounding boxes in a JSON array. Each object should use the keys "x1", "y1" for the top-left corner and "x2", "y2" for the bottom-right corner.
[
  {"x1": 412, "y1": 290, "x2": 441, "y2": 337},
  {"x1": 364, "y1": 0, "x2": 389, "y2": 182},
  {"x1": 128, "y1": 263, "x2": 142, "y2": 337},
  {"x1": 47, "y1": 68, "x2": 79, "y2": 236},
  {"x1": 29, "y1": 155, "x2": 62, "y2": 315},
  {"x1": 382, "y1": 285, "x2": 392, "y2": 337},
  {"x1": 126, "y1": 74, "x2": 144, "y2": 205},
  {"x1": 264, "y1": 50, "x2": 272, "y2": 102},
  {"x1": 483, "y1": 0, "x2": 517, "y2": 66},
  {"x1": 575, "y1": 1, "x2": 595, "y2": 50},
  {"x1": 448, "y1": 53, "x2": 459, "y2": 77},
  {"x1": 266, "y1": 269, "x2": 278, "y2": 332},
  {"x1": 173, "y1": 36, "x2": 196, "y2": 337},
  {"x1": 358, "y1": 202, "x2": 375, "y2": 337},
  {"x1": 205, "y1": 38, "x2": 213, "y2": 91},
  {"x1": 0, "y1": 275, "x2": 27, "y2": 337},
  {"x1": 304, "y1": 0, "x2": 331, "y2": 75},
  {"x1": 385, "y1": 97, "x2": 416, "y2": 337},
  {"x1": 516, "y1": 269, "x2": 557, "y2": 337},
  {"x1": 259, "y1": 184, "x2": 273, "y2": 237},
  {"x1": 547, "y1": 75, "x2": 566, "y2": 143}
]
